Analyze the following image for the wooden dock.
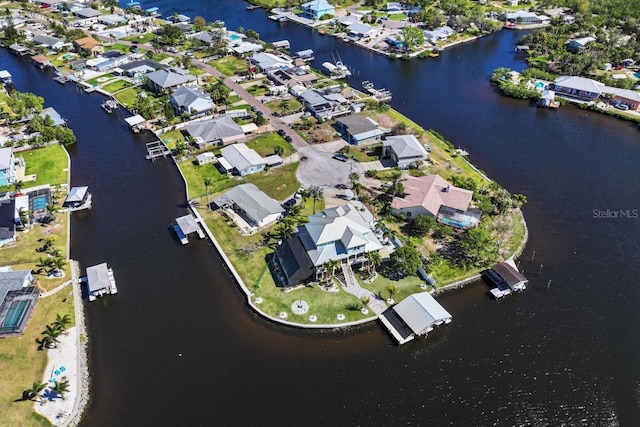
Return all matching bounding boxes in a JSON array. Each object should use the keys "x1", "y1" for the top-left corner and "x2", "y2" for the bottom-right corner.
[{"x1": 145, "y1": 141, "x2": 171, "y2": 161}]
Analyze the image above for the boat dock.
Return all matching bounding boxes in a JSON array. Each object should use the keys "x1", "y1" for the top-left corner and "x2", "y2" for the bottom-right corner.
[
  {"x1": 362, "y1": 81, "x2": 392, "y2": 102},
  {"x1": 174, "y1": 214, "x2": 205, "y2": 244},
  {"x1": 124, "y1": 114, "x2": 146, "y2": 132},
  {"x1": 53, "y1": 73, "x2": 69, "y2": 84},
  {"x1": 145, "y1": 141, "x2": 171, "y2": 161},
  {"x1": 63, "y1": 186, "x2": 92, "y2": 212},
  {"x1": 84, "y1": 263, "x2": 118, "y2": 302},
  {"x1": 483, "y1": 260, "x2": 528, "y2": 299},
  {"x1": 101, "y1": 99, "x2": 119, "y2": 113}
]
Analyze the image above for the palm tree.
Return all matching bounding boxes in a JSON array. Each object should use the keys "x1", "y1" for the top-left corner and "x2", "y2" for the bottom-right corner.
[
  {"x1": 49, "y1": 257, "x2": 67, "y2": 276},
  {"x1": 309, "y1": 185, "x2": 323, "y2": 215},
  {"x1": 279, "y1": 99, "x2": 290, "y2": 113},
  {"x1": 52, "y1": 313, "x2": 71, "y2": 332},
  {"x1": 288, "y1": 203, "x2": 303, "y2": 218},
  {"x1": 40, "y1": 237, "x2": 56, "y2": 252},
  {"x1": 18, "y1": 207, "x2": 31, "y2": 228},
  {"x1": 26, "y1": 380, "x2": 48, "y2": 401},
  {"x1": 324, "y1": 259, "x2": 340, "y2": 282},
  {"x1": 46, "y1": 203, "x2": 59, "y2": 223},
  {"x1": 36, "y1": 257, "x2": 53, "y2": 274},
  {"x1": 365, "y1": 251, "x2": 382, "y2": 277},
  {"x1": 41, "y1": 324, "x2": 61, "y2": 349},
  {"x1": 348, "y1": 172, "x2": 359, "y2": 189},
  {"x1": 203, "y1": 177, "x2": 212, "y2": 209},
  {"x1": 51, "y1": 380, "x2": 70, "y2": 400},
  {"x1": 13, "y1": 180, "x2": 24, "y2": 194},
  {"x1": 361, "y1": 295, "x2": 371, "y2": 306},
  {"x1": 47, "y1": 248, "x2": 62, "y2": 258},
  {"x1": 386, "y1": 284, "x2": 398, "y2": 301},
  {"x1": 275, "y1": 222, "x2": 294, "y2": 240}
]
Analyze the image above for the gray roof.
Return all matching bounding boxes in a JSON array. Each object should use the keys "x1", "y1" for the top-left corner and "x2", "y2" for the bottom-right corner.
[
  {"x1": 65, "y1": 186, "x2": 89, "y2": 203},
  {"x1": 337, "y1": 115, "x2": 380, "y2": 136},
  {"x1": 192, "y1": 31, "x2": 213, "y2": 44},
  {"x1": 75, "y1": 7, "x2": 102, "y2": 19},
  {"x1": 219, "y1": 143, "x2": 267, "y2": 172},
  {"x1": 0, "y1": 147, "x2": 13, "y2": 170},
  {"x1": 33, "y1": 34, "x2": 63, "y2": 47},
  {"x1": 86, "y1": 263, "x2": 110, "y2": 293},
  {"x1": 213, "y1": 183, "x2": 284, "y2": 224},
  {"x1": 40, "y1": 107, "x2": 65, "y2": 126},
  {"x1": 393, "y1": 292, "x2": 452, "y2": 335},
  {"x1": 250, "y1": 52, "x2": 291, "y2": 71},
  {"x1": 347, "y1": 23, "x2": 374, "y2": 35},
  {"x1": 383, "y1": 135, "x2": 427, "y2": 158},
  {"x1": 554, "y1": 76, "x2": 605, "y2": 94},
  {"x1": 170, "y1": 86, "x2": 213, "y2": 112},
  {"x1": 184, "y1": 116, "x2": 243, "y2": 144},
  {"x1": 300, "y1": 89, "x2": 330, "y2": 106},
  {"x1": 176, "y1": 214, "x2": 200, "y2": 235},
  {"x1": 0, "y1": 269, "x2": 32, "y2": 304},
  {"x1": 146, "y1": 68, "x2": 195, "y2": 89},
  {"x1": 119, "y1": 59, "x2": 166, "y2": 72},
  {"x1": 297, "y1": 203, "x2": 382, "y2": 266}
]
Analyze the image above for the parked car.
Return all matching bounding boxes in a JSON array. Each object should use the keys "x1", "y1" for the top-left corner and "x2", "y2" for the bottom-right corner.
[
  {"x1": 284, "y1": 135, "x2": 292, "y2": 142},
  {"x1": 332, "y1": 153, "x2": 349, "y2": 162},
  {"x1": 615, "y1": 103, "x2": 629, "y2": 111},
  {"x1": 277, "y1": 129, "x2": 286, "y2": 137},
  {"x1": 167, "y1": 46, "x2": 178, "y2": 53},
  {"x1": 423, "y1": 143, "x2": 431, "y2": 152},
  {"x1": 130, "y1": 45, "x2": 138, "y2": 53}
]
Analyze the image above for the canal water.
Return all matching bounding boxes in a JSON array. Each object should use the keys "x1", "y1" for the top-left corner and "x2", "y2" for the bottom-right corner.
[{"x1": 2, "y1": 1, "x2": 640, "y2": 424}]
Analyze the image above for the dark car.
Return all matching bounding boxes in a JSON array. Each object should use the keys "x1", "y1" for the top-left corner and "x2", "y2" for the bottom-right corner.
[
  {"x1": 284, "y1": 135, "x2": 292, "y2": 142},
  {"x1": 277, "y1": 129, "x2": 286, "y2": 137},
  {"x1": 332, "y1": 153, "x2": 348, "y2": 162},
  {"x1": 130, "y1": 46, "x2": 138, "y2": 53}
]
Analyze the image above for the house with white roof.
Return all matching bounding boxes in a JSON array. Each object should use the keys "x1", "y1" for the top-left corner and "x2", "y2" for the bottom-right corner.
[
  {"x1": 250, "y1": 52, "x2": 292, "y2": 73},
  {"x1": 183, "y1": 116, "x2": 245, "y2": 149},
  {"x1": 424, "y1": 26, "x2": 454, "y2": 43},
  {"x1": 213, "y1": 183, "x2": 284, "y2": 228},
  {"x1": 609, "y1": 88, "x2": 640, "y2": 111},
  {"x1": 170, "y1": 86, "x2": 214, "y2": 118},
  {"x1": 506, "y1": 10, "x2": 550, "y2": 24},
  {"x1": 300, "y1": 0, "x2": 335, "y2": 20},
  {"x1": 347, "y1": 23, "x2": 376, "y2": 39},
  {"x1": 218, "y1": 143, "x2": 282, "y2": 176},
  {"x1": 392, "y1": 174, "x2": 480, "y2": 229},
  {"x1": 274, "y1": 203, "x2": 382, "y2": 286},
  {"x1": 567, "y1": 36, "x2": 596, "y2": 53},
  {"x1": 32, "y1": 34, "x2": 64, "y2": 50},
  {"x1": 552, "y1": 76, "x2": 605, "y2": 102},
  {"x1": 0, "y1": 147, "x2": 19, "y2": 187},
  {"x1": 382, "y1": 135, "x2": 428, "y2": 168}
]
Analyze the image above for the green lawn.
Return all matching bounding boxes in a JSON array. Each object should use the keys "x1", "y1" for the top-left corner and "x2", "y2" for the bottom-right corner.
[
  {"x1": 226, "y1": 95, "x2": 242, "y2": 105},
  {"x1": 21, "y1": 145, "x2": 68, "y2": 189},
  {"x1": 178, "y1": 158, "x2": 238, "y2": 199},
  {"x1": 102, "y1": 79, "x2": 133, "y2": 94},
  {"x1": 339, "y1": 143, "x2": 381, "y2": 162},
  {"x1": 210, "y1": 56, "x2": 249, "y2": 76},
  {"x1": 188, "y1": 66, "x2": 205, "y2": 76},
  {"x1": 357, "y1": 267, "x2": 425, "y2": 301},
  {"x1": 245, "y1": 162, "x2": 299, "y2": 201},
  {"x1": 113, "y1": 88, "x2": 139, "y2": 108},
  {"x1": 246, "y1": 84, "x2": 268, "y2": 97},
  {"x1": 264, "y1": 98, "x2": 303, "y2": 115},
  {"x1": 105, "y1": 44, "x2": 130, "y2": 53},
  {"x1": 160, "y1": 129, "x2": 186, "y2": 150},
  {"x1": 245, "y1": 132, "x2": 295, "y2": 158},
  {"x1": 0, "y1": 292, "x2": 75, "y2": 427},
  {"x1": 150, "y1": 53, "x2": 170, "y2": 62},
  {"x1": 123, "y1": 33, "x2": 157, "y2": 43},
  {"x1": 84, "y1": 74, "x2": 115, "y2": 86}
]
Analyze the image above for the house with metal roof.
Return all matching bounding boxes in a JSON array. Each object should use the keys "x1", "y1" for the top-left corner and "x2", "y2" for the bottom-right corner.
[
  {"x1": 552, "y1": 76, "x2": 605, "y2": 102},
  {"x1": 98, "y1": 14, "x2": 126, "y2": 27},
  {"x1": 274, "y1": 203, "x2": 382, "y2": 286},
  {"x1": 170, "y1": 86, "x2": 214, "y2": 118},
  {"x1": 424, "y1": 26, "x2": 454, "y2": 43},
  {"x1": 347, "y1": 23, "x2": 376, "y2": 39},
  {"x1": 392, "y1": 174, "x2": 480, "y2": 229},
  {"x1": 183, "y1": 116, "x2": 245, "y2": 149},
  {"x1": 0, "y1": 268, "x2": 39, "y2": 336},
  {"x1": 119, "y1": 59, "x2": 166, "y2": 77},
  {"x1": 213, "y1": 183, "x2": 284, "y2": 228},
  {"x1": 32, "y1": 34, "x2": 64, "y2": 50},
  {"x1": 609, "y1": 88, "x2": 640, "y2": 111},
  {"x1": 382, "y1": 135, "x2": 428, "y2": 168},
  {"x1": 300, "y1": 0, "x2": 334, "y2": 20},
  {"x1": 335, "y1": 115, "x2": 384, "y2": 145},
  {"x1": 145, "y1": 67, "x2": 196, "y2": 93},
  {"x1": 74, "y1": 7, "x2": 102, "y2": 20},
  {"x1": 85, "y1": 263, "x2": 117, "y2": 302},
  {"x1": 567, "y1": 36, "x2": 595, "y2": 53},
  {"x1": 250, "y1": 52, "x2": 293, "y2": 73},
  {"x1": 218, "y1": 143, "x2": 282, "y2": 176},
  {"x1": 379, "y1": 292, "x2": 452, "y2": 345},
  {"x1": 40, "y1": 107, "x2": 66, "y2": 127}
]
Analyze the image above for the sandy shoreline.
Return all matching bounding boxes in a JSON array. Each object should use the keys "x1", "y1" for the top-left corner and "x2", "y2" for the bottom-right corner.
[{"x1": 34, "y1": 260, "x2": 90, "y2": 426}]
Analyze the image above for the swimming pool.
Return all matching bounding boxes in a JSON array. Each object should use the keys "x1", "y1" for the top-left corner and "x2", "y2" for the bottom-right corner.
[
  {"x1": 534, "y1": 81, "x2": 545, "y2": 89},
  {"x1": 1, "y1": 300, "x2": 28, "y2": 329},
  {"x1": 32, "y1": 195, "x2": 47, "y2": 210},
  {"x1": 229, "y1": 34, "x2": 240, "y2": 40},
  {"x1": 634, "y1": 72, "x2": 640, "y2": 79},
  {"x1": 63, "y1": 53, "x2": 73, "y2": 60}
]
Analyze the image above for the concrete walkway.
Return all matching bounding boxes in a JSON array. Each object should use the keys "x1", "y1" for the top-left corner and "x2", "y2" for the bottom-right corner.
[
  {"x1": 339, "y1": 263, "x2": 388, "y2": 315},
  {"x1": 38, "y1": 278, "x2": 72, "y2": 298}
]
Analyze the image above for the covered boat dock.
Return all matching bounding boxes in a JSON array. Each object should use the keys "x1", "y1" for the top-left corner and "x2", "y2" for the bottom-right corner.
[
  {"x1": 63, "y1": 186, "x2": 92, "y2": 212},
  {"x1": 175, "y1": 214, "x2": 205, "y2": 243},
  {"x1": 85, "y1": 263, "x2": 117, "y2": 302}
]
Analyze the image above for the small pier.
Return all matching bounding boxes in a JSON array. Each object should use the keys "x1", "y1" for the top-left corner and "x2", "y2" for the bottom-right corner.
[
  {"x1": 63, "y1": 186, "x2": 92, "y2": 212},
  {"x1": 174, "y1": 214, "x2": 205, "y2": 244},
  {"x1": 53, "y1": 73, "x2": 69, "y2": 84},
  {"x1": 101, "y1": 99, "x2": 119, "y2": 113},
  {"x1": 84, "y1": 263, "x2": 117, "y2": 302},
  {"x1": 483, "y1": 260, "x2": 528, "y2": 299},
  {"x1": 145, "y1": 141, "x2": 171, "y2": 161},
  {"x1": 246, "y1": 4, "x2": 260, "y2": 10},
  {"x1": 0, "y1": 70, "x2": 12, "y2": 85},
  {"x1": 362, "y1": 81, "x2": 392, "y2": 102}
]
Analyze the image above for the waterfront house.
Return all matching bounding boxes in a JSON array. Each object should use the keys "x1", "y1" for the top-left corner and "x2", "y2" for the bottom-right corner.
[
  {"x1": 85, "y1": 263, "x2": 117, "y2": 301},
  {"x1": 275, "y1": 203, "x2": 382, "y2": 286},
  {"x1": 0, "y1": 267, "x2": 39, "y2": 337},
  {"x1": 0, "y1": 198, "x2": 17, "y2": 246},
  {"x1": 171, "y1": 14, "x2": 191, "y2": 23},
  {"x1": 424, "y1": 26, "x2": 454, "y2": 43},
  {"x1": 335, "y1": 115, "x2": 384, "y2": 145},
  {"x1": 75, "y1": 7, "x2": 102, "y2": 20},
  {"x1": 98, "y1": 14, "x2": 126, "y2": 27},
  {"x1": 300, "y1": 0, "x2": 335, "y2": 20},
  {"x1": 213, "y1": 183, "x2": 284, "y2": 228},
  {"x1": 170, "y1": 86, "x2": 214, "y2": 118},
  {"x1": 567, "y1": 36, "x2": 595, "y2": 53},
  {"x1": 250, "y1": 52, "x2": 292, "y2": 73},
  {"x1": 33, "y1": 0, "x2": 64, "y2": 10},
  {"x1": 144, "y1": 67, "x2": 196, "y2": 94},
  {"x1": 552, "y1": 76, "x2": 605, "y2": 102},
  {"x1": 190, "y1": 31, "x2": 214, "y2": 45},
  {"x1": 119, "y1": 59, "x2": 166, "y2": 78},
  {"x1": 269, "y1": 66, "x2": 318, "y2": 88},
  {"x1": 379, "y1": 292, "x2": 452, "y2": 345},
  {"x1": 40, "y1": 107, "x2": 66, "y2": 127},
  {"x1": 32, "y1": 34, "x2": 64, "y2": 51},
  {"x1": 506, "y1": 11, "x2": 549, "y2": 24},
  {"x1": 195, "y1": 152, "x2": 215, "y2": 166},
  {"x1": 218, "y1": 143, "x2": 282, "y2": 176},
  {"x1": 73, "y1": 36, "x2": 104, "y2": 57},
  {"x1": 299, "y1": 88, "x2": 348, "y2": 120},
  {"x1": 609, "y1": 88, "x2": 640, "y2": 111},
  {"x1": 0, "y1": 147, "x2": 18, "y2": 186},
  {"x1": 391, "y1": 174, "x2": 480, "y2": 228},
  {"x1": 347, "y1": 23, "x2": 376, "y2": 39},
  {"x1": 183, "y1": 116, "x2": 245, "y2": 149},
  {"x1": 382, "y1": 135, "x2": 428, "y2": 168},
  {"x1": 229, "y1": 39, "x2": 264, "y2": 55}
]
